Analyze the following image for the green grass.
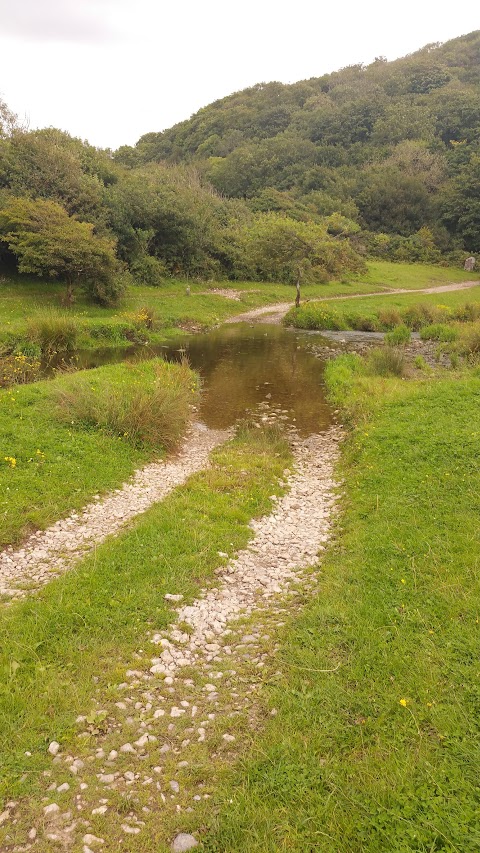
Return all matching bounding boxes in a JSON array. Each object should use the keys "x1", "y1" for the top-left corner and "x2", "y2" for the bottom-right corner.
[
  {"x1": 0, "y1": 358, "x2": 195, "y2": 546},
  {"x1": 0, "y1": 425, "x2": 290, "y2": 811},
  {"x1": 1, "y1": 262, "x2": 478, "y2": 350},
  {"x1": 203, "y1": 367, "x2": 480, "y2": 852},
  {"x1": 286, "y1": 284, "x2": 480, "y2": 332}
]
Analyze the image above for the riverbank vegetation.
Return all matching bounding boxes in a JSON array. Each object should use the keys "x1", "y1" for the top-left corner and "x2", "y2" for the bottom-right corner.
[
  {"x1": 0, "y1": 358, "x2": 196, "y2": 546},
  {"x1": 1, "y1": 262, "x2": 478, "y2": 365},
  {"x1": 203, "y1": 360, "x2": 480, "y2": 852}
]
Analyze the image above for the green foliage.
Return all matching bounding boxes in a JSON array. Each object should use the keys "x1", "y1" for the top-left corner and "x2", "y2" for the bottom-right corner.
[
  {"x1": 420, "y1": 322, "x2": 459, "y2": 342},
  {"x1": 54, "y1": 358, "x2": 197, "y2": 450},
  {"x1": 26, "y1": 310, "x2": 79, "y2": 353},
  {"x1": 240, "y1": 213, "x2": 365, "y2": 284},
  {"x1": 365, "y1": 346, "x2": 408, "y2": 377},
  {"x1": 126, "y1": 31, "x2": 480, "y2": 253},
  {"x1": 384, "y1": 323, "x2": 411, "y2": 345},
  {"x1": 0, "y1": 196, "x2": 123, "y2": 305}
]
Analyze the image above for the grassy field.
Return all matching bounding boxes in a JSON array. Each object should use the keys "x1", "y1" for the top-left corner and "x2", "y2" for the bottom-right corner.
[
  {"x1": 203, "y1": 365, "x2": 480, "y2": 852},
  {"x1": 0, "y1": 358, "x2": 196, "y2": 547},
  {"x1": 1, "y1": 262, "x2": 478, "y2": 351},
  {"x1": 0, "y1": 425, "x2": 290, "y2": 812}
]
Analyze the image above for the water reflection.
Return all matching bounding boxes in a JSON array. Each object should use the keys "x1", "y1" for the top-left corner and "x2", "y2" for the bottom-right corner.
[{"x1": 49, "y1": 324, "x2": 333, "y2": 436}]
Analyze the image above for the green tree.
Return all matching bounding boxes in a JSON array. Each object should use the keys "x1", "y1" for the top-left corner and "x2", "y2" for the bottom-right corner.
[
  {"x1": 239, "y1": 213, "x2": 365, "y2": 292},
  {"x1": 0, "y1": 196, "x2": 123, "y2": 304}
]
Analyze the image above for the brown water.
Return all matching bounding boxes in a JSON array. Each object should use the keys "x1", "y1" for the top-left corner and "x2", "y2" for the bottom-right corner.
[{"x1": 48, "y1": 324, "x2": 333, "y2": 437}]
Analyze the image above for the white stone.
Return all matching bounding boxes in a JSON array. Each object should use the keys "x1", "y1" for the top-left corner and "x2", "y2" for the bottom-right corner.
[
  {"x1": 171, "y1": 833, "x2": 199, "y2": 852},
  {"x1": 48, "y1": 741, "x2": 60, "y2": 756}
]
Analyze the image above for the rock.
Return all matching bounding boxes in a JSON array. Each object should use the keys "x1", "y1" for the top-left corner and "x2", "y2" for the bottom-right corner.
[
  {"x1": 57, "y1": 782, "x2": 70, "y2": 793},
  {"x1": 43, "y1": 803, "x2": 60, "y2": 817},
  {"x1": 169, "y1": 780, "x2": 180, "y2": 793},
  {"x1": 171, "y1": 832, "x2": 199, "y2": 851},
  {"x1": 48, "y1": 741, "x2": 60, "y2": 756},
  {"x1": 464, "y1": 256, "x2": 476, "y2": 271},
  {"x1": 83, "y1": 835, "x2": 104, "y2": 846},
  {"x1": 164, "y1": 593, "x2": 184, "y2": 603}
]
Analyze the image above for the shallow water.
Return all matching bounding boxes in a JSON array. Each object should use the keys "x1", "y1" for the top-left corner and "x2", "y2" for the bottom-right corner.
[{"x1": 47, "y1": 324, "x2": 334, "y2": 436}]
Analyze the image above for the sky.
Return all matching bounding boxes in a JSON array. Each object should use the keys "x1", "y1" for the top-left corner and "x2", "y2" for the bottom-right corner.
[{"x1": 0, "y1": 0, "x2": 478, "y2": 151}]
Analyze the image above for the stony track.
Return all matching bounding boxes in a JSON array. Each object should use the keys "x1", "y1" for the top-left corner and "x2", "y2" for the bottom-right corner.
[
  {"x1": 0, "y1": 423, "x2": 229, "y2": 600},
  {"x1": 0, "y1": 425, "x2": 343, "y2": 852}
]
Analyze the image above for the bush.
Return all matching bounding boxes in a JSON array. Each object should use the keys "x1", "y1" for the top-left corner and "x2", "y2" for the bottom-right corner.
[
  {"x1": 401, "y1": 303, "x2": 436, "y2": 331},
  {"x1": 378, "y1": 308, "x2": 402, "y2": 329},
  {"x1": 420, "y1": 323, "x2": 458, "y2": 342},
  {"x1": 27, "y1": 311, "x2": 79, "y2": 354},
  {"x1": 285, "y1": 304, "x2": 347, "y2": 330},
  {"x1": 385, "y1": 324, "x2": 411, "y2": 345},
  {"x1": 457, "y1": 324, "x2": 480, "y2": 357},
  {"x1": 365, "y1": 347, "x2": 408, "y2": 377},
  {"x1": 453, "y1": 302, "x2": 480, "y2": 323},
  {"x1": 54, "y1": 358, "x2": 198, "y2": 450},
  {"x1": 0, "y1": 352, "x2": 41, "y2": 387},
  {"x1": 346, "y1": 312, "x2": 379, "y2": 332}
]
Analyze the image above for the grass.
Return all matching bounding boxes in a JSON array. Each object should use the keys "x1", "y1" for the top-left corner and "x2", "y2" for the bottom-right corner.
[
  {"x1": 1, "y1": 262, "x2": 478, "y2": 351},
  {"x1": 0, "y1": 358, "x2": 196, "y2": 546},
  {"x1": 0, "y1": 425, "x2": 290, "y2": 812},
  {"x1": 285, "y1": 285, "x2": 480, "y2": 332},
  {"x1": 55, "y1": 356, "x2": 197, "y2": 450},
  {"x1": 202, "y1": 364, "x2": 480, "y2": 852}
]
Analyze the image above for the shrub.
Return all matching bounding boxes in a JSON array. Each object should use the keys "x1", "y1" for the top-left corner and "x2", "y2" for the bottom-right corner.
[
  {"x1": 285, "y1": 305, "x2": 346, "y2": 330},
  {"x1": 414, "y1": 355, "x2": 428, "y2": 370},
  {"x1": 54, "y1": 358, "x2": 198, "y2": 451},
  {"x1": 346, "y1": 312, "x2": 379, "y2": 332},
  {"x1": 401, "y1": 303, "x2": 436, "y2": 330},
  {"x1": 453, "y1": 302, "x2": 480, "y2": 323},
  {"x1": 27, "y1": 311, "x2": 79, "y2": 353},
  {"x1": 378, "y1": 308, "x2": 402, "y2": 329},
  {"x1": 420, "y1": 323, "x2": 458, "y2": 342},
  {"x1": 0, "y1": 352, "x2": 41, "y2": 387},
  {"x1": 457, "y1": 325, "x2": 480, "y2": 357},
  {"x1": 365, "y1": 347, "x2": 408, "y2": 378},
  {"x1": 385, "y1": 324, "x2": 411, "y2": 346}
]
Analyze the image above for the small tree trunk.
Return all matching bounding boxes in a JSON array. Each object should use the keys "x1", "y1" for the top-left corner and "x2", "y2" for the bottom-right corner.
[
  {"x1": 65, "y1": 280, "x2": 75, "y2": 306},
  {"x1": 295, "y1": 278, "x2": 301, "y2": 308}
]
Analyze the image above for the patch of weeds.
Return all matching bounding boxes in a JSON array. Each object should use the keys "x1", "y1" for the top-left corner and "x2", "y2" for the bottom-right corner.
[{"x1": 384, "y1": 324, "x2": 411, "y2": 345}]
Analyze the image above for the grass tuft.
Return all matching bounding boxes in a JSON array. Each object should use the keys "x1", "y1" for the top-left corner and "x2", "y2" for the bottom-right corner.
[
  {"x1": 26, "y1": 310, "x2": 80, "y2": 354},
  {"x1": 54, "y1": 357, "x2": 197, "y2": 450}
]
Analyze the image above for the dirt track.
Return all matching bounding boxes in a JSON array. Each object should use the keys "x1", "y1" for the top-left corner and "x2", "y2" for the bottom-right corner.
[{"x1": 227, "y1": 279, "x2": 480, "y2": 325}]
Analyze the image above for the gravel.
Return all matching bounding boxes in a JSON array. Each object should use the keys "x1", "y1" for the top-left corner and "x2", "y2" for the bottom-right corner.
[{"x1": 0, "y1": 423, "x2": 229, "y2": 599}]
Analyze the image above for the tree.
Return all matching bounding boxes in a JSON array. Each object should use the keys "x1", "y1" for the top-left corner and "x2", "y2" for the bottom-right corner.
[
  {"x1": 240, "y1": 213, "x2": 365, "y2": 297},
  {"x1": 0, "y1": 196, "x2": 123, "y2": 304}
]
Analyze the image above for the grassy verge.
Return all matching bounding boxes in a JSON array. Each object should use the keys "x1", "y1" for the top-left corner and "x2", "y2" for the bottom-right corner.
[
  {"x1": 0, "y1": 358, "x2": 196, "y2": 547},
  {"x1": 0, "y1": 425, "x2": 290, "y2": 810},
  {"x1": 1, "y1": 262, "x2": 478, "y2": 352},
  {"x1": 203, "y1": 365, "x2": 480, "y2": 851},
  {"x1": 286, "y1": 284, "x2": 480, "y2": 332}
]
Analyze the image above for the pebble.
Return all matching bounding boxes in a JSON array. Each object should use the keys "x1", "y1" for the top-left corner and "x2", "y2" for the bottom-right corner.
[
  {"x1": 171, "y1": 833, "x2": 199, "y2": 852},
  {"x1": 48, "y1": 741, "x2": 60, "y2": 756}
]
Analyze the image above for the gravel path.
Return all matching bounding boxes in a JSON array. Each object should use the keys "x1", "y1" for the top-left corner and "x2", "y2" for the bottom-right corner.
[
  {"x1": 1, "y1": 425, "x2": 343, "y2": 851},
  {"x1": 227, "y1": 279, "x2": 480, "y2": 325},
  {"x1": 0, "y1": 423, "x2": 229, "y2": 600}
]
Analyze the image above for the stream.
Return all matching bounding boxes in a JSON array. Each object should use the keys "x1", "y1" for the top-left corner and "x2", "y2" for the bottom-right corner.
[{"x1": 46, "y1": 323, "x2": 336, "y2": 436}]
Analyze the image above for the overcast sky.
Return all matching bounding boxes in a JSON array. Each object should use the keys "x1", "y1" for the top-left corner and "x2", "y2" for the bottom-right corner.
[{"x1": 0, "y1": 0, "x2": 478, "y2": 150}]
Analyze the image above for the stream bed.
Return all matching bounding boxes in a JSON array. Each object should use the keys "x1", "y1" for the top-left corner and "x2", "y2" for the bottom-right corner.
[{"x1": 48, "y1": 323, "x2": 335, "y2": 436}]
